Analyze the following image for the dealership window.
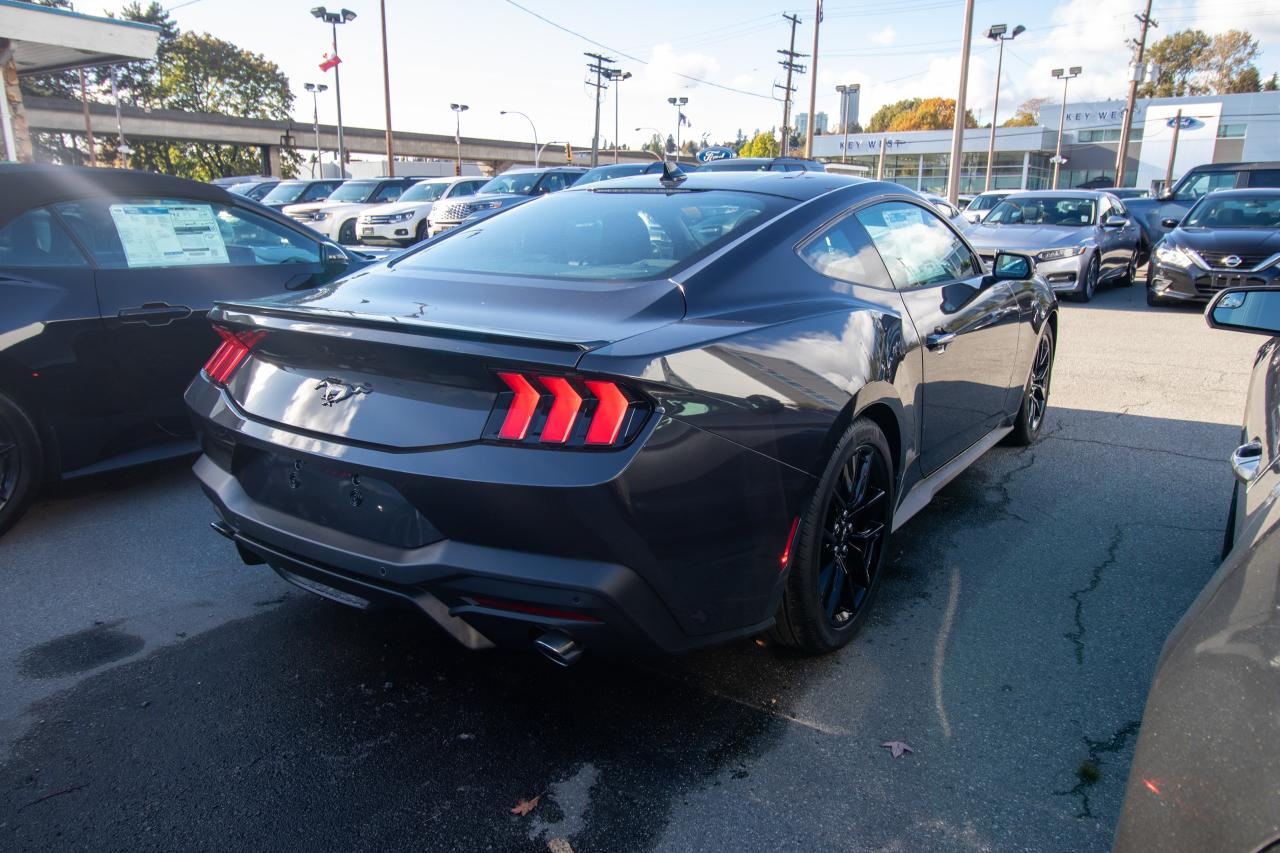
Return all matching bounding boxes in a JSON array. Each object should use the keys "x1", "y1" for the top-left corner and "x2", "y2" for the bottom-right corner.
[
  {"x1": 1217, "y1": 123, "x2": 1247, "y2": 139},
  {"x1": 1076, "y1": 127, "x2": 1142, "y2": 143}
]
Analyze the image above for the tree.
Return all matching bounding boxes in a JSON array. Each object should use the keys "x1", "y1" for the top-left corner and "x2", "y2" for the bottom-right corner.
[
  {"x1": 664, "y1": 134, "x2": 676, "y2": 154},
  {"x1": 1203, "y1": 30, "x2": 1261, "y2": 93},
  {"x1": 1003, "y1": 97, "x2": 1050, "y2": 127},
  {"x1": 640, "y1": 133, "x2": 664, "y2": 159},
  {"x1": 1141, "y1": 29, "x2": 1212, "y2": 97},
  {"x1": 738, "y1": 130, "x2": 779, "y2": 158},
  {"x1": 1266, "y1": 73, "x2": 1280, "y2": 92},
  {"x1": 885, "y1": 97, "x2": 977, "y2": 132},
  {"x1": 867, "y1": 98, "x2": 922, "y2": 132}
]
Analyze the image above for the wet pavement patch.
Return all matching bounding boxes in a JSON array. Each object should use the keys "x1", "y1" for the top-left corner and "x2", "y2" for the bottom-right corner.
[{"x1": 18, "y1": 623, "x2": 145, "y2": 680}]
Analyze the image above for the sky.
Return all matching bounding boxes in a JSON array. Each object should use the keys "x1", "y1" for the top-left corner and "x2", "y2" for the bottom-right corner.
[{"x1": 78, "y1": 0, "x2": 1280, "y2": 152}]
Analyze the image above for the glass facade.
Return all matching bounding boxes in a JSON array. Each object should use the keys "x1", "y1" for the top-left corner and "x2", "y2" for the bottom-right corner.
[{"x1": 821, "y1": 151, "x2": 1050, "y2": 192}]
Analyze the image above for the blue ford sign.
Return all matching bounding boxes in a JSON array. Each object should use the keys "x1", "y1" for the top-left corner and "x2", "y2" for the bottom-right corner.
[
  {"x1": 1166, "y1": 115, "x2": 1202, "y2": 130},
  {"x1": 697, "y1": 146, "x2": 735, "y2": 163}
]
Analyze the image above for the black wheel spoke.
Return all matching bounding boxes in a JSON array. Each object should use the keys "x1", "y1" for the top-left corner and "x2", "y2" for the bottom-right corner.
[{"x1": 816, "y1": 441, "x2": 892, "y2": 630}]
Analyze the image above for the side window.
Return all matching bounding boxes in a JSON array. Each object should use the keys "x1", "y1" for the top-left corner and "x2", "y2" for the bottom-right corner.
[
  {"x1": 1097, "y1": 197, "x2": 1113, "y2": 221},
  {"x1": 1176, "y1": 171, "x2": 1238, "y2": 201},
  {"x1": 1247, "y1": 169, "x2": 1280, "y2": 188},
  {"x1": 372, "y1": 183, "x2": 405, "y2": 203},
  {"x1": 855, "y1": 201, "x2": 981, "y2": 289},
  {"x1": 55, "y1": 198, "x2": 320, "y2": 269},
  {"x1": 0, "y1": 208, "x2": 90, "y2": 268},
  {"x1": 538, "y1": 173, "x2": 569, "y2": 194},
  {"x1": 797, "y1": 214, "x2": 894, "y2": 289},
  {"x1": 451, "y1": 181, "x2": 480, "y2": 198},
  {"x1": 301, "y1": 183, "x2": 333, "y2": 202}
]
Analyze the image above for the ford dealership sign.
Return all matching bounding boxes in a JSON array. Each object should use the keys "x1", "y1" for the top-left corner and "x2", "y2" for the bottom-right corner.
[{"x1": 697, "y1": 146, "x2": 736, "y2": 163}]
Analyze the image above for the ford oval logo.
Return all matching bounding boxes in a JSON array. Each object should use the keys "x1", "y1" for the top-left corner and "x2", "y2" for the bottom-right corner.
[
  {"x1": 697, "y1": 146, "x2": 736, "y2": 163},
  {"x1": 1223, "y1": 254, "x2": 1243, "y2": 268},
  {"x1": 1165, "y1": 116, "x2": 1202, "y2": 130}
]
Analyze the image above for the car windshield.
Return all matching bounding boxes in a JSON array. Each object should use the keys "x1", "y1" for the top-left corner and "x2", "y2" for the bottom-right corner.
[
  {"x1": 1184, "y1": 196, "x2": 1280, "y2": 229},
  {"x1": 226, "y1": 183, "x2": 256, "y2": 196},
  {"x1": 325, "y1": 181, "x2": 379, "y2": 203},
  {"x1": 398, "y1": 181, "x2": 451, "y2": 202},
  {"x1": 263, "y1": 182, "x2": 314, "y2": 204},
  {"x1": 479, "y1": 172, "x2": 541, "y2": 195},
  {"x1": 985, "y1": 197, "x2": 1097, "y2": 226},
  {"x1": 396, "y1": 189, "x2": 783, "y2": 282},
  {"x1": 966, "y1": 194, "x2": 1004, "y2": 211},
  {"x1": 576, "y1": 165, "x2": 648, "y2": 186}
]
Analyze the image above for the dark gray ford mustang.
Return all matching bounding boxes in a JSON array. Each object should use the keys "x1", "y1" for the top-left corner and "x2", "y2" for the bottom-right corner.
[{"x1": 186, "y1": 170, "x2": 1057, "y2": 663}]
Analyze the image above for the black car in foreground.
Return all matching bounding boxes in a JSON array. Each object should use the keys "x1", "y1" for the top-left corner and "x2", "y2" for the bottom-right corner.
[
  {"x1": 187, "y1": 171, "x2": 1056, "y2": 663},
  {"x1": 1147, "y1": 189, "x2": 1280, "y2": 306},
  {"x1": 0, "y1": 165, "x2": 379, "y2": 535},
  {"x1": 1115, "y1": 285, "x2": 1280, "y2": 852}
]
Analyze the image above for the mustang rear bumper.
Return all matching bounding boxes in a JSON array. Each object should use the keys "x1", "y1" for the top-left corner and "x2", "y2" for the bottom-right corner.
[{"x1": 187, "y1": 377, "x2": 814, "y2": 655}]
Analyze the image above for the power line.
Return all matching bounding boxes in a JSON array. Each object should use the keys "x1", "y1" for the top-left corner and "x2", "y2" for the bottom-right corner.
[{"x1": 500, "y1": 0, "x2": 774, "y2": 100}]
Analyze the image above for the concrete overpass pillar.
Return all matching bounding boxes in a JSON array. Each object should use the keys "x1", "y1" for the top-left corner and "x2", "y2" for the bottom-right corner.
[
  {"x1": 258, "y1": 144, "x2": 284, "y2": 177},
  {"x1": 0, "y1": 40, "x2": 34, "y2": 162}
]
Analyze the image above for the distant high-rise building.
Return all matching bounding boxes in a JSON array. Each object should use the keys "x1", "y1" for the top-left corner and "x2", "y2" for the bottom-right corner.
[
  {"x1": 814, "y1": 111, "x2": 829, "y2": 134},
  {"x1": 836, "y1": 83, "x2": 861, "y2": 132},
  {"x1": 797, "y1": 112, "x2": 830, "y2": 137},
  {"x1": 796, "y1": 112, "x2": 808, "y2": 137}
]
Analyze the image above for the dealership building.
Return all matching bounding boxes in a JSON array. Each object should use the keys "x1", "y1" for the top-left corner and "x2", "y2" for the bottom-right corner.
[{"x1": 811, "y1": 91, "x2": 1280, "y2": 194}]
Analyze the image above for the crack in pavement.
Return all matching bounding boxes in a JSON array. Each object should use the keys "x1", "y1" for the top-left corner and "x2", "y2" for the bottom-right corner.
[
  {"x1": 1064, "y1": 526, "x2": 1124, "y2": 666},
  {"x1": 1054, "y1": 720, "x2": 1142, "y2": 819},
  {"x1": 1044, "y1": 434, "x2": 1221, "y2": 463}
]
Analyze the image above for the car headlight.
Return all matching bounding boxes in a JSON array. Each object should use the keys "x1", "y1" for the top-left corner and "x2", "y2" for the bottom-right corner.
[
  {"x1": 389, "y1": 211, "x2": 414, "y2": 222},
  {"x1": 311, "y1": 212, "x2": 330, "y2": 221},
  {"x1": 474, "y1": 201, "x2": 504, "y2": 211},
  {"x1": 1154, "y1": 243, "x2": 1195, "y2": 269},
  {"x1": 1035, "y1": 246, "x2": 1087, "y2": 262}
]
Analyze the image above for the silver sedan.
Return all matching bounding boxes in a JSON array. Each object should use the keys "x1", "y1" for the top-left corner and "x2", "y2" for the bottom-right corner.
[{"x1": 964, "y1": 191, "x2": 1142, "y2": 302}]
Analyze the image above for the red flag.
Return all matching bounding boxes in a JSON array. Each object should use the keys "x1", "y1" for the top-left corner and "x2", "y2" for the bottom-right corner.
[{"x1": 319, "y1": 52, "x2": 341, "y2": 72}]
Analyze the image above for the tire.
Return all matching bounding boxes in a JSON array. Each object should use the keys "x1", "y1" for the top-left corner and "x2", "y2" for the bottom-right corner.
[
  {"x1": 771, "y1": 417, "x2": 895, "y2": 654},
  {"x1": 1073, "y1": 254, "x2": 1099, "y2": 302},
  {"x1": 1116, "y1": 248, "x2": 1137, "y2": 287},
  {"x1": 414, "y1": 219, "x2": 429, "y2": 244},
  {"x1": 337, "y1": 219, "x2": 357, "y2": 245},
  {"x1": 0, "y1": 390, "x2": 44, "y2": 538},
  {"x1": 1005, "y1": 325, "x2": 1054, "y2": 446},
  {"x1": 1145, "y1": 286, "x2": 1168, "y2": 307}
]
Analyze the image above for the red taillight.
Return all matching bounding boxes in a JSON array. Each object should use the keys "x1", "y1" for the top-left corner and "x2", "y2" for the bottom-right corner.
[
  {"x1": 497, "y1": 372, "x2": 539, "y2": 440},
  {"x1": 490, "y1": 372, "x2": 643, "y2": 448},
  {"x1": 780, "y1": 516, "x2": 800, "y2": 569},
  {"x1": 203, "y1": 328, "x2": 265, "y2": 384}
]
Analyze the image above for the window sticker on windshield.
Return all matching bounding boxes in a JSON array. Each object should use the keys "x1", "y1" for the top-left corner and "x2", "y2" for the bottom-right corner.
[
  {"x1": 108, "y1": 203, "x2": 230, "y2": 268},
  {"x1": 882, "y1": 207, "x2": 924, "y2": 229}
]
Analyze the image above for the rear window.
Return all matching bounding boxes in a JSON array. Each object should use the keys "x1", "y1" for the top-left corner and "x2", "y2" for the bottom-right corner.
[{"x1": 396, "y1": 189, "x2": 785, "y2": 282}]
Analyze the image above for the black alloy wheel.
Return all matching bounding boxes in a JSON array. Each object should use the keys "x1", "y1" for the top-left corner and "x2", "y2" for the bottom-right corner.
[
  {"x1": 1006, "y1": 325, "x2": 1055, "y2": 446},
  {"x1": 772, "y1": 418, "x2": 895, "y2": 653},
  {"x1": 338, "y1": 219, "x2": 357, "y2": 245},
  {"x1": 1075, "y1": 254, "x2": 1099, "y2": 302},
  {"x1": 0, "y1": 391, "x2": 43, "y2": 537}
]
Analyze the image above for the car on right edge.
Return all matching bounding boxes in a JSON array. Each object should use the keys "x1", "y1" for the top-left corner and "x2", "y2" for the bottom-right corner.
[
  {"x1": 1146, "y1": 189, "x2": 1280, "y2": 307},
  {"x1": 1115, "y1": 284, "x2": 1280, "y2": 853}
]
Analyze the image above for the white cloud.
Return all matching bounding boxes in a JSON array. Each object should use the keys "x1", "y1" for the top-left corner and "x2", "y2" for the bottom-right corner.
[
  {"x1": 640, "y1": 43, "x2": 721, "y2": 95},
  {"x1": 871, "y1": 26, "x2": 896, "y2": 47}
]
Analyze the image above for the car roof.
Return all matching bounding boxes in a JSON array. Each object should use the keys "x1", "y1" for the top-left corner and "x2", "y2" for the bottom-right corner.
[
  {"x1": 1004, "y1": 190, "x2": 1109, "y2": 198},
  {"x1": 569, "y1": 169, "x2": 868, "y2": 201},
  {"x1": 496, "y1": 166, "x2": 589, "y2": 175},
  {"x1": 0, "y1": 163, "x2": 235, "y2": 228},
  {"x1": 1191, "y1": 187, "x2": 1280, "y2": 197},
  {"x1": 1186, "y1": 161, "x2": 1280, "y2": 172}
]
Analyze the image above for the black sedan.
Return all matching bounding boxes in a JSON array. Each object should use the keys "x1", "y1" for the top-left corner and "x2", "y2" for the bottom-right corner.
[
  {"x1": 1147, "y1": 189, "x2": 1280, "y2": 306},
  {"x1": 0, "y1": 164, "x2": 379, "y2": 536},
  {"x1": 186, "y1": 171, "x2": 1057, "y2": 662},
  {"x1": 1115, "y1": 285, "x2": 1280, "y2": 851}
]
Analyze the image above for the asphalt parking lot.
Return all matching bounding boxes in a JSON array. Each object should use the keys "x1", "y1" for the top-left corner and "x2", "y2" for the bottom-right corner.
[{"x1": 0, "y1": 280, "x2": 1262, "y2": 852}]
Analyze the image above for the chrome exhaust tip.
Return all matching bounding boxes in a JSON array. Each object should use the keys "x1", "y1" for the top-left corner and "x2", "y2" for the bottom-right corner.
[{"x1": 533, "y1": 630, "x2": 583, "y2": 667}]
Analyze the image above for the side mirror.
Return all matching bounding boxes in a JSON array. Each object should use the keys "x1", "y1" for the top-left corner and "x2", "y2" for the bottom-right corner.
[
  {"x1": 992, "y1": 251, "x2": 1034, "y2": 281},
  {"x1": 1160, "y1": 217, "x2": 1180, "y2": 229},
  {"x1": 1159, "y1": 189, "x2": 1176, "y2": 201},
  {"x1": 321, "y1": 242, "x2": 350, "y2": 269},
  {"x1": 1206, "y1": 287, "x2": 1280, "y2": 336},
  {"x1": 1103, "y1": 215, "x2": 1129, "y2": 228}
]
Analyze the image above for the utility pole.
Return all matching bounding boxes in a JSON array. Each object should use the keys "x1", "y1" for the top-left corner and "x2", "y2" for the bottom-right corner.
[
  {"x1": 877, "y1": 136, "x2": 888, "y2": 179},
  {"x1": 945, "y1": 0, "x2": 975, "y2": 204},
  {"x1": 78, "y1": 68, "x2": 96, "y2": 167},
  {"x1": 1115, "y1": 0, "x2": 1156, "y2": 188},
  {"x1": 1164, "y1": 108, "x2": 1183, "y2": 191},
  {"x1": 776, "y1": 13, "x2": 805, "y2": 157},
  {"x1": 378, "y1": 0, "x2": 394, "y2": 175},
  {"x1": 804, "y1": 0, "x2": 822, "y2": 158},
  {"x1": 585, "y1": 52, "x2": 616, "y2": 167}
]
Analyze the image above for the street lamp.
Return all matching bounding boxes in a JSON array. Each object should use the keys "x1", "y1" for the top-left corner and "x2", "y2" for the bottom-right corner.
[
  {"x1": 835, "y1": 83, "x2": 860, "y2": 164},
  {"x1": 983, "y1": 24, "x2": 1024, "y2": 192},
  {"x1": 304, "y1": 82, "x2": 328, "y2": 177},
  {"x1": 635, "y1": 126, "x2": 663, "y2": 161},
  {"x1": 310, "y1": 7, "x2": 356, "y2": 172},
  {"x1": 451, "y1": 103, "x2": 469, "y2": 176},
  {"x1": 500, "y1": 110, "x2": 539, "y2": 167},
  {"x1": 537, "y1": 140, "x2": 570, "y2": 165},
  {"x1": 1050, "y1": 66, "x2": 1082, "y2": 189},
  {"x1": 667, "y1": 96, "x2": 688, "y2": 163},
  {"x1": 605, "y1": 69, "x2": 631, "y2": 164}
]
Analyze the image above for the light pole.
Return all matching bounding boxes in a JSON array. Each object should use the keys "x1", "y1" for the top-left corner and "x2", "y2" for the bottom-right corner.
[
  {"x1": 1051, "y1": 66, "x2": 1082, "y2": 189},
  {"x1": 835, "y1": 83, "x2": 858, "y2": 163},
  {"x1": 451, "y1": 103, "x2": 469, "y2": 176},
  {"x1": 667, "y1": 96, "x2": 688, "y2": 163},
  {"x1": 635, "y1": 126, "x2": 663, "y2": 161},
  {"x1": 500, "y1": 110, "x2": 539, "y2": 166},
  {"x1": 983, "y1": 23, "x2": 1024, "y2": 192},
  {"x1": 310, "y1": 7, "x2": 355, "y2": 172},
  {"x1": 304, "y1": 82, "x2": 328, "y2": 177},
  {"x1": 605, "y1": 69, "x2": 631, "y2": 164},
  {"x1": 537, "y1": 140, "x2": 569, "y2": 164}
]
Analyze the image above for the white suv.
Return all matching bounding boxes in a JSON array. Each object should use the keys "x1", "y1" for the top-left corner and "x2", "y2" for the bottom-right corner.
[
  {"x1": 283, "y1": 177, "x2": 421, "y2": 244},
  {"x1": 962, "y1": 190, "x2": 1015, "y2": 224},
  {"x1": 357, "y1": 176, "x2": 488, "y2": 247}
]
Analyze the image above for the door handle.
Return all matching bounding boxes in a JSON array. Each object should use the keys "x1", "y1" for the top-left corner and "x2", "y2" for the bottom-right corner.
[
  {"x1": 926, "y1": 331, "x2": 957, "y2": 352},
  {"x1": 118, "y1": 302, "x2": 193, "y2": 326},
  {"x1": 1231, "y1": 440, "x2": 1264, "y2": 484}
]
